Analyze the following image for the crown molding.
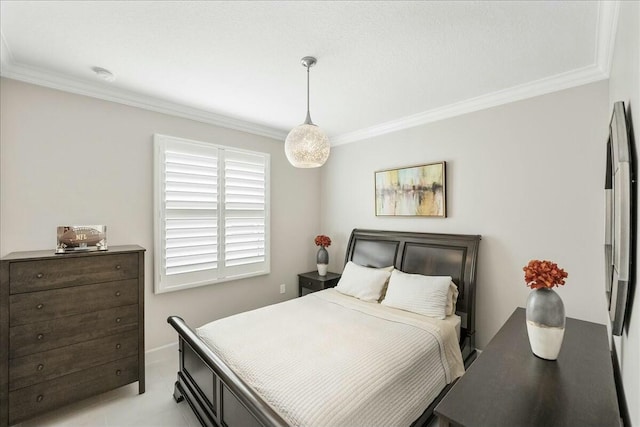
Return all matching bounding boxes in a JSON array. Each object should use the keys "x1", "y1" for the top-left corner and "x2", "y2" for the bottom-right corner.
[
  {"x1": 331, "y1": 1, "x2": 619, "y2": 146},
  {"x1": 594, "y1": 0, "x2": 619, "y2": 77},
  {"x1": 331, "y1": 64, "x2": 609, "y2": 146},
  {"x1": 0, "y1": 36, "x2": 287, "y2": 142},
  {"x1": 0, "y1": 56, "x2": 609, "y2": 148},
  {"x1": 1, "y1": 1, "x2": 620, "y2": 147}
]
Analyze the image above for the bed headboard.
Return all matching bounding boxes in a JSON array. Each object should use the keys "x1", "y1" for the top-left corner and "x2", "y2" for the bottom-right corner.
[{"x1": 344, "y1": 229, "x2": 481, "y2": 358}]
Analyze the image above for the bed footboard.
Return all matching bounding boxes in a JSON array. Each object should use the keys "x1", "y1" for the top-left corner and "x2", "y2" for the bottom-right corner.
[{"x1": 167, "y1": 316, "x2": 288, "y2": 427}]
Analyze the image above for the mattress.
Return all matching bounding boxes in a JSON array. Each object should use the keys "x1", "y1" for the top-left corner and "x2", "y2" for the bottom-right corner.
[{"x1": 197, "y1": 288, "x2": 464, "y2": 427}]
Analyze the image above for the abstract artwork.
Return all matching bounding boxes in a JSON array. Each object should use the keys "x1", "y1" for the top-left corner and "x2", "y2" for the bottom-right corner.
[{"x1": 375, "y1": 162, "x2": 446, "y2": 217}]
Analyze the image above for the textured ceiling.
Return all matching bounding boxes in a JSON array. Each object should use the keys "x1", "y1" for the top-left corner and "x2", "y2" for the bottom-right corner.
[{"x1": 0, "y1": 1, "x2": 616, "y2": 143}]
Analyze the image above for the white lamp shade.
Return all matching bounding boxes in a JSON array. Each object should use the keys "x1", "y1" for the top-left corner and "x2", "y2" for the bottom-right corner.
[{"x1": 284, "y1": 124, "x2": 330, "y2": 168}]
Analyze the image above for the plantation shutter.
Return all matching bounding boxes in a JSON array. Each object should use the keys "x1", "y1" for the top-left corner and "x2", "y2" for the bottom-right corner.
[
  {"x1": 154, "y1": 134, "x2": 270, "y2": 293},
  {"x1": 223, "y1": 149, "x2": 268, "y2": 277}
]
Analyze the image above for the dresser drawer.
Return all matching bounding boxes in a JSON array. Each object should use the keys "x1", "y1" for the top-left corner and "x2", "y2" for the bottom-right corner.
[
  {"x1": 9, "y1": 330, "x2": 138, "y2": 391},
  {"x1": 10, "y1": 279, "x2": 138, "y2": 326},
  {"x1": 8, "y1": 355, "x2": 139, "y2": 425},
  {"x1": 9, "y1": 305, "x2": 138, "y2": 358},
  {"x1": 9, "y1": 253, "x2": 138, "y2": 294}
]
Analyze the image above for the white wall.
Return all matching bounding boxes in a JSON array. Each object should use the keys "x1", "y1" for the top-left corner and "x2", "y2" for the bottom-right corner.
[
  {"x1": 320, "y1": 80, "x2": 610, "y2": 350},
  {"x1": 0, "y1": 78, "x2": 322, "y2": 350},
  {"x1": 608, "y1": 1, "x2": 640, "y2": 425}
]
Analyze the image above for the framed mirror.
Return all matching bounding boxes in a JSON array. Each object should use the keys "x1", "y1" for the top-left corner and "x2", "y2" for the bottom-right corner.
[{"x1": 605, "y1": 101, "x2": 634, "y2": 336}]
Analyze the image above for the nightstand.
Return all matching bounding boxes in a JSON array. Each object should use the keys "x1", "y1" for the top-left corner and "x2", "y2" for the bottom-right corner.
[{"x1": 298, "y1": 271, "x2": 341, "y2": 297}]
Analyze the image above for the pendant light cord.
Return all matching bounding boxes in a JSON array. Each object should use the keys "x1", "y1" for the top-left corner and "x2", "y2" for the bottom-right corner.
[
  {"x1": 304, "y1": 63, "x2": 313, "y2": 125},
  {"x1": 307, "y1": 65, "x2": 310, "y2": 116}
]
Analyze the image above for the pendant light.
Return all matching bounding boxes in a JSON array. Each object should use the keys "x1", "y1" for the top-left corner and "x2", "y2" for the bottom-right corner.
[{"x1": 284, "y1": 56, "x2": 330, "y2": 168}]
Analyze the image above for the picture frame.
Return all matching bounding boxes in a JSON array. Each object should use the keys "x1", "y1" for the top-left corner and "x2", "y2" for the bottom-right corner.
[
  {"x1": 375, "y1": 161, "x2": 446, "y2": 217},
  {"x1": 604, "y1": 101, "x2": 634, "y2": 336}
]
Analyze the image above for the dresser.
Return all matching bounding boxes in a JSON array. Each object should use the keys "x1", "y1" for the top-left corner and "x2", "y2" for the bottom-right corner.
[
  {"x1": 435, "y1": 307, "x2": 621, "y2": 427},
  {"x1": 0, "y1": 246, "x2": 145, "y2": 427}
]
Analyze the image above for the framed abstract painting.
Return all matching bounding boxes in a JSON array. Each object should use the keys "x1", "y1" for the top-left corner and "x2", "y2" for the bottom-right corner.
[{"x1": 375, "y1": 161, "x2": 446, "y2": 217}]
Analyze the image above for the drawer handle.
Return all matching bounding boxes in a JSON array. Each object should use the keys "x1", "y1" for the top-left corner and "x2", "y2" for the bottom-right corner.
[
  {"x1": 37, "y1": 364, "x2": 44, "y2": 371},
  {"x1": 36, "y1": 303, "x2": 44, "y2": 310},
  {"x1": 36, "y1": 394, "x2": 44, "y2": 402},
  {"x1": 115, "y1": 265, "x2": 122, "y2": 270},
  {"x1": 115, "y1": 291, "x2": 121, "y2": 297},
  {"x1": 36, "y1": 273, "x2": 44, "y2": 279},
  {"x1": 36, "y1": 333, "x2": 44, "y2": 340},
  {"x1": 115, "y1": 369, "x2": 122, "y2": 376},
  {"x1": 115, "y1": 317, "x2": 121, "y2": 323},
  {"x1": 115, "y1": 343, "x2": 121, "y2": 350}
]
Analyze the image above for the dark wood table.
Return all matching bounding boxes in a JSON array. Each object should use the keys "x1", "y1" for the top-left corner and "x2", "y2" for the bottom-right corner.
[{"x1": 434, "y1": 307, "x2": 620, "y2": 427}]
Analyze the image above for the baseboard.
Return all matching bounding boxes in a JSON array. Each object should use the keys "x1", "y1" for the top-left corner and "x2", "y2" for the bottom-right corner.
[
  {"x1": 611, "y1": 344, "x2": 630, "y2": 427},
  {"x1": 145, "y1": 342, "x2": 178, "y2": 365}
]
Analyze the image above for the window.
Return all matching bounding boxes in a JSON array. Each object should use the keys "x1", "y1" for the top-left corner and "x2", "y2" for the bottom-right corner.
[{"x1": 153, "y1": 134, "x2": 270, "y2": 293}]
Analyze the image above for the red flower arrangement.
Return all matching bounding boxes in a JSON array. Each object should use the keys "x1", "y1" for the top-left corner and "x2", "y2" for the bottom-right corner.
[
  {"x1": 314, "y1": 235, "x2": 331, "y2": 248},
  {"x1": 523, "y1": 260, "x2": 568, "y2": 290}
]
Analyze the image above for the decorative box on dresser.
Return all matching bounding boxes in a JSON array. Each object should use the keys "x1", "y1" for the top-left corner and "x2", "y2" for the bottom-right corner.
[{"x1": 0, "y1": 245, "x2": 145, "y2": 427}]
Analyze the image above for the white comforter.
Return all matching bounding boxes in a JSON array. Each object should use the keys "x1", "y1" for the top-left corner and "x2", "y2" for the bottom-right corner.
[{"x1": 197, "y1": 289, "x2": 464, "y2": 427}]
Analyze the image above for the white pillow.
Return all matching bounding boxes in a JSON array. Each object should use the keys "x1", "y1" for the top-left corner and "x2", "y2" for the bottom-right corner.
[
  {"x1": 381, "y1": 270, "x2": 452, "y2": 319},
  {"x1": 447, "y1": 282, "x2": 459, "y2": 316},
  {"x1": 335, "y1": 261, "x2": 393, "y2": 302}
]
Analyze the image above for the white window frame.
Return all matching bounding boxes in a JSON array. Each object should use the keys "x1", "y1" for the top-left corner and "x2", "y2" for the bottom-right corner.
[{"x1": 153, "y1": 134, "x2": 270, "y2": 294}]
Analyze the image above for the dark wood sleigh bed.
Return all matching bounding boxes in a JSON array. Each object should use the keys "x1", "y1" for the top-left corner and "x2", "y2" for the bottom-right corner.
[{"x1": 167, "y1": 229, "x2": 481, "y2": 427}]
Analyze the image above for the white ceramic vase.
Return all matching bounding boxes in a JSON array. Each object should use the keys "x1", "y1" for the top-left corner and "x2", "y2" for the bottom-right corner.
[
  {"x1": 526, "y1": 288, "x2": 565, "y2": 360},
  {"x1": 317, "y1": 264, "x2": 328, "y2": 276}
]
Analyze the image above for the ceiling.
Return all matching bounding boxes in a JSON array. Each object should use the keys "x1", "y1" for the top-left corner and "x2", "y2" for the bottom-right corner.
[{"x1": 0, "y1": 1, "x2": 618, "y2": 145}]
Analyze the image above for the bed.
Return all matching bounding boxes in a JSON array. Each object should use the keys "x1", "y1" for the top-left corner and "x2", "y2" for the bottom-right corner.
[{"x1": 168, "y1": 229, "x2": 481, "y2": 427}]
